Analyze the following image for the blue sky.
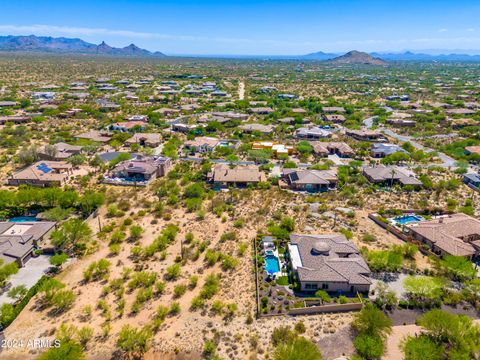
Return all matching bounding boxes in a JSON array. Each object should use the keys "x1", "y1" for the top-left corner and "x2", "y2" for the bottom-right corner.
[{"x1": 2, "y1": 0, "x2": 480, "y2": 55}]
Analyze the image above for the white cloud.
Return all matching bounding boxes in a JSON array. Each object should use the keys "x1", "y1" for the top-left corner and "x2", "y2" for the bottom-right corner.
[
  {"x1": 438, "y1": 28, "x2": 448, "y2": 33},
  {"x1": 0, "y1": 24, "x2": 329, "y2": 48},
  {"x1": 0, "y1": 24, "x2": 201, "y2": 41},
  {"x1": 1, "y1": 24, "x2": 480, "y2": 54}
]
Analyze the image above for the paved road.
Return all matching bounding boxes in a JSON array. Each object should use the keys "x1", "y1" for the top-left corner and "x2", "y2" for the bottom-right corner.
[
  {"x1": 381, "y1": 128, "x2": 457, "y2": 168},
  {"x1": 153, "y1": 144, "x2": 164, "y2": 155},
  {"x1": 356, "y1": 115, "x2": 458, "y2": 169},
  {"x1": 180, "y1": 157, "x2": 312, "y2": 169},
  {"x1": 179, "y1": 157, "x2": 255, "y2": 165}
]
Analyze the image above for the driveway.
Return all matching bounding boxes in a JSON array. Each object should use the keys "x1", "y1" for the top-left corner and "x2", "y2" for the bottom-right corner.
[
  {"x1": 270, "y1": 164, "x2": 282, "y2": 177},
  {"x1": 381, "y1": 128, "x2": 457, "y2": 168},
  {"x1": 0, "y1": 255, "x2": 52, "y2": 306},
  {"x1": 327, "y1": 154, "x2": 350, "y2": 165},
  {"x1": 363, "y1": 116, "x2": 376, "y2": 129},
  {"x1": 370, "y1": 273, "x2": 409, "y2": 300},
  {"x1": 153, "y1": 143, "x2": 164, "y2": 155}
]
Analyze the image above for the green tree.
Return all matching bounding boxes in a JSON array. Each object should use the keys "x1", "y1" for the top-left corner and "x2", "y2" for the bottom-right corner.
[
  {"x1": 116, "y1": 325, "x2": 152, "y2": 357},
  {"x1": 37, "y1": 340, "x2": 84, "y2": 360},
  {"x1": 462, "y1": 279, "x2": 480, "y2": 307},
  {"x1": 165, "y1": 264, "x2": 181, "y2": 281},
  {"x1": 273, "y1": 336, "x2": 322, "y2": 360},
  {"x1": 183, "y1": 183, "x2": 205, "y2": 198},
  {"x1": 0, "y1": 261, "x2": 19, "y2": 287},
  {"x1": 296, "y1": 141, "x2": 313, "y2": 155},
  {"x1": 403, "y1": 276, "x2": 445, "y2": 304},
  {"x1": 0, "y1": 303, "x2": 15, "y2": 326},
  {"x1": 381, "y1": 152, "x2": 411, "y2": 165},
  {"x1": 50, "y1": 219, "x2": 92, "y2": 252},
  {"x1": 271, "y1": 326, "x2": 298, "y2": 346},
  {"x1": 353, "y1": 333, "x2": 384, "y2": 359},
  {"x1": 352, "y1": 304, "x2": 392, "y2": 339},
  {"x1": 50, "y1": 253, "x2": 69, "y2": 267},
  {"x1": 67, "y1": 154, "x2": 87, "y2": 167},
  {"x1": 83, "y1": 259, "x2": 111, "y2": 282},
  {"x1": 438, "y1": 255, "x2": 476, "y2": 281},
  {"x1": 401, "y1": 335, "x2": 444, "y2": 360},
  {"x1": 7, "y1": 284, "x2": 28, "y2": 301},
  {"x1": 78, "y1": 192, "x2": 105, "y2": 217},
  {"x1": 18, "y1": 145, "x2": 39, "y2": 165},
  {"x1": 417, "y1": 309, "x2": 479, "y2": 347}
]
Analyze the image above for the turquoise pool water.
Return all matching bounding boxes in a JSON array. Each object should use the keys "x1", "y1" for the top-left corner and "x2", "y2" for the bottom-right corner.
[
  {"x1": 395, "y1": 215, "x2": 422, "y2": 225},
  {"x1": 265, "y1": 255, "x2": 280, "y2": 274},
  {"x1": 8, "y1": 216, "x2": 37, "y2": 222}
]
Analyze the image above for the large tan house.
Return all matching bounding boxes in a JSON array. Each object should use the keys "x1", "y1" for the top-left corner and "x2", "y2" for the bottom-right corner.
[
  {"x1": 105, "y1": 155, "x2": 172, "y2": 185},
  {"x1": 281, "y1": 169, "x2": 337, "y2": 192},
  {"x1": 407, "y1": 214, "x2": 480, "y2": 258},
  {"x1": 126, "y1": 133, "x2": 162, "y2": 147},
  {"x1": 38, "y1": 142, "x2": 82, "y2": 161},
  {"x1": 208, "y1": 164, "x2": 266, "y2": 189},
  {"x1": 8, "y1": 161, "x2": 73, "y2": 187},
  {"x1": 0, "y1": 221, "x2": 57, "y2": 267},
  {"x1": 287, "y1": 234, "x2": 371, "y2": 293}
]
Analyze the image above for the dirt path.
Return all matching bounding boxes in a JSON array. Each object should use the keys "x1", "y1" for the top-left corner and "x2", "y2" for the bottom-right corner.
[
  {"x1": 238, "y1": 80, "x2": 245, "y2": 100},
  {"x1": 384, "y1": 324, "x2": 421, "y2": 360},
  {"x1": 384, "y1": 319, "x2": 480, "y2": 359}
]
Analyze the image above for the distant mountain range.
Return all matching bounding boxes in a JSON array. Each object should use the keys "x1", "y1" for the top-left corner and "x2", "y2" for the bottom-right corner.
[
  {"x1": 326, "y1": 50, "x2": 387, "y2": 65},
  {"x1": 0, "y1": 35, "x2": 166, "y2": 57},
  {"x1": 304, "y1": 50, "x2": 480, "y2": 62},
  {"x1": 1, "y1": 34, "x2": 480, "y2": 61},
  {"x1": 370, "y1": 51, "x2": 480, "y2": 61}
]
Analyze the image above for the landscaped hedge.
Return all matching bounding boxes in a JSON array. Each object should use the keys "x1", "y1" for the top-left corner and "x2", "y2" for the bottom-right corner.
[{"x1": 1, "y1": 275, "x2": 49, "y2": 329}]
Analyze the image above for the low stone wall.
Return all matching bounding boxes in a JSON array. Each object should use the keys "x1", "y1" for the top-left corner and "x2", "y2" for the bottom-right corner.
[
  {"x1": 368, "y1": 213, "x2": 409, "y2": 241},
  {"x1": 102, "y1": 179, "x2": 147, "y2": 187},
  {"x1": 288, "y1": 302, "x2": 363, "y2": 316},
  {"x1": 368, "y1": 213, "x2": 435, "y2": 257}
]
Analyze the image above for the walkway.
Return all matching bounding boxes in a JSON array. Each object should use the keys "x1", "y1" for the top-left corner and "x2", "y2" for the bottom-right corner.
[{"x1": 0, "y1": 255, "x2": 52, "y2": 306}]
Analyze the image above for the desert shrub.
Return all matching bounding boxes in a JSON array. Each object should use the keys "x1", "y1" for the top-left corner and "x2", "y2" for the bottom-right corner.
[
  {"x1": 173, "y1": 284, "x2": 187, "y2": 298},
  {"x1": 83, "y1": 259, "x2": 111, "y2": 282},
  {"x1": 127, "y1": 271, "x2": 157, "y2": 290},
  {"x1": 116, "y1": 325, "x2": 152, "y2": 356},
  {"x1": 315, "y1": 290, "x2": 331, "y2": 303},
  {"x1": 165, "y1": 264, "x2": 181, "y2": 280}
]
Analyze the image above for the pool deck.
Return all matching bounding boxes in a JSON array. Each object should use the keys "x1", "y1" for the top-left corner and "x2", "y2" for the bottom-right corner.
[
  {"x1": 263, "y1": 249, "x2": 286, "y2": 278},
  {"x1": 387, "y1": 213, "x2": 424, "y2": 227}
]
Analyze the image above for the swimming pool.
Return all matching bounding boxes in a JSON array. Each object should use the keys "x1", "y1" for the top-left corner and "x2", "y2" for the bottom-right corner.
[
  {"x1": 265, "y1": 255, "x2": 280, "y2": 274},
  {"x1": 265, "y1": 250, "x2": 274, "y2": 256},
  {"x1": 8, "y1": 216, "x2": 37, "y2": 222},
  {"x1": 394, "y1": 215, "x2": 423, "y2": 225}
]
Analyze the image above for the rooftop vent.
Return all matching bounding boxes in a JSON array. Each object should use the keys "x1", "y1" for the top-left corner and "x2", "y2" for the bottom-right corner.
[{"x1": 312, "y1": 241, "x2": 331, "y2": 255}]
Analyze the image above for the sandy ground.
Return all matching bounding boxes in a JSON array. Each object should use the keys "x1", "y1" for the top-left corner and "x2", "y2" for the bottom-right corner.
[
  {"x1": 355, "y1": 209, "x2": 430, "y2": 270},
  {"x1": 384, "y1": 319, "x2": 480, "y2": 360},
  {"x1": 0, "y1": 179, "x2": 476, "y2": 359},
  {"x1": 1, "y1": 188, "x2": 354, "y2": 359},
  {"x1": 384, "y1": 324, "x2": 422, "y2": 360}
]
